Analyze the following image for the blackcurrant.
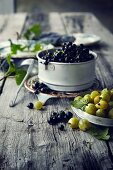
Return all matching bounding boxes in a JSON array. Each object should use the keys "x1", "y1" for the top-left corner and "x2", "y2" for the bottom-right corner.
[
  {"x1": 58, "y1": 124, "x2": 65, "y2": 131},
  {"x1": 27, "y1": 103, "x2": 34, "y2": 109},
  {"x1": 32, "y1": 82, "x2": 39, "y2": 90},
  {"x1": 66, "y1": 111, "x2": 73, "y2": 119}
]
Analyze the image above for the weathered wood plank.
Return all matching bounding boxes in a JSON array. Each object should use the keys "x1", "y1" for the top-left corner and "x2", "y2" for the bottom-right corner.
[
  {"x1": 49, "y1": 12, "x2": 66, "y2": 34},
  {"x1": 60, "y1": 12, "x2": 113, "y2": 89},
  {"x1": 60, "y1": 12, "x2": 113, "y2": 169},
  {"x1": 1, "y1": 78, "x2": 113, "y2": 169},
  {"x1": 0, "y1": 13, "x2": 27, "y2": 97},
  {"x1": 22, "y1": 12, "x2": 66, "y2": 34},
  {"x1": 0, "y1": 12, "x2": 113, "y2": 170},
  {"x1": 0, "y1": 79, "x2": 112, "y2": 169},
  {"x1": 0, "y1": 13, "x2": 67, "y2": 170},
  {"x1": 0, "y1": 13, "x2": 27, "y2": 42},
  {"x1": 60, "y1": 12, "x2": 113, "y2": 43}
]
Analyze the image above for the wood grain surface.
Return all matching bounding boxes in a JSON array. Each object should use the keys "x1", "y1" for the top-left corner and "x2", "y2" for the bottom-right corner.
[{"x1": 0, "y1": 12, "x2": 113, "y2": 170}]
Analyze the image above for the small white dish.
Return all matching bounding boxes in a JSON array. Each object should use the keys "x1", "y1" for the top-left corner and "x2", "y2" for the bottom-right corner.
[
  {"x1": 71, "y1": 106, "x2": 113, "y2": 127},
  {"x1": 73, "y1": 33, "x2": 101, "y2": 46},
  {"x1": 0, "y1": 40, "x2": 35, "y2": 58},
  {"x1": 0, "y1": 40, "x2": 53, "y2": 58}
]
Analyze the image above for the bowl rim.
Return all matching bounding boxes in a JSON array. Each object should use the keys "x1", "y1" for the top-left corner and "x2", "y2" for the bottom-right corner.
[
  {"x1": 71, "y1": 106, "x2": 113, "y2": 127},
  {"x1": 37, "y1": 49, "x2": 98, "y2": 65}
]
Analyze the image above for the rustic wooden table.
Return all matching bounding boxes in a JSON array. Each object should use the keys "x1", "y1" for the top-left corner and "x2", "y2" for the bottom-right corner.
[{"x1": 0, "y1": 12, "x2": 113, "y2": 170}]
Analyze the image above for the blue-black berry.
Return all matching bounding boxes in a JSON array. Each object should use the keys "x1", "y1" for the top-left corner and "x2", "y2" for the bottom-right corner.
[
  {"x1": 39, "y1": 42, "x2": 94, "y2": 64},
  {"x1": 66, "y1": 111, "x2": 73, "y2": 119},
  {"x1": 58, "y1": 124, "x2": 64, "y2": 131},
  {"x1": 27, "y1": 103, "x2": 34, "y2": 109}
]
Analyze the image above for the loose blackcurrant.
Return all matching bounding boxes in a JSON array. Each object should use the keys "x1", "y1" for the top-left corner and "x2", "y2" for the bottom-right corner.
[
  {"x1": 58, "y1": 124, "x2": 65, "y2": 131},
  {"x1": 27, "y1": 103, "x2": 34, "y2": 109}
]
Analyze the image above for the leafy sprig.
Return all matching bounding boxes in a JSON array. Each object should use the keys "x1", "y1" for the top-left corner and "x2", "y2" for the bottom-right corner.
[
  {"x1": 31, "y1": 43, "x2": 42, "y2": 52},
  {"x1": 9, "y1": 39, "x2": 42, "y2": 54},
  {"x1": 23, "y1": 24, "x2": 41, "y2": 40},
  {"x1": 9, "y1": 39, "x2": 27, "y2": 54},
  {"x1": 71, "y1": 98, "x2": 88, "y2": 111},
  {"x1": 5, "y1": 54, "x2": 27, "y2": 85},
  {"x1": 15, "y1": 69, "x2": 26, "y2": 85},
  {"x1": 88, "y1": 126, "x2": 110, "y2": 140},
  {"x1": 0, "y1": 23, "x2": 43, "y2": 85}
]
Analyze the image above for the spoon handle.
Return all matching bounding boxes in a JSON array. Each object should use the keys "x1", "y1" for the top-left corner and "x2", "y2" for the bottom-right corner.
[{"x1": 9, "y1": 59, "x2": 35, "y2": 107}]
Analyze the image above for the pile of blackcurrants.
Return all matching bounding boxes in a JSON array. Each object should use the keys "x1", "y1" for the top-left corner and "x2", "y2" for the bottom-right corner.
[
  {"x1": 40, "y1": 42, "x2": 94, "y2": 64},
  {"x1": 47, "y1": 110, "x2": 73, "y2": 131},
  {"x1": 32, "y1": 81, "x2": 52, "y2": 94}
]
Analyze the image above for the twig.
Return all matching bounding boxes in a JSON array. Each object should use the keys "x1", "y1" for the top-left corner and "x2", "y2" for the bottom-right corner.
[
  {"x1": 0, "y1": 77, "x2": 7, "y2": 95},
  {"x1": 0, "y1": 75, "x2": 8, "y2": 81},
  {"x1": 0, "y1": 73, "x2": 11, "y2": 81}
]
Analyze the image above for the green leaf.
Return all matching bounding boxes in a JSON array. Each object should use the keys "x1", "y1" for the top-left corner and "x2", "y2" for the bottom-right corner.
[
  {"x1": 32, "y1": 43, "x2": 42, "y2": 52},
  {"x1": 6, "y1": 54, "x2": 12, "y2": 65},
  {"x1": 15, "y1": 69, "x2": 26, "y2": 85},
  {"x1": 99, "y1": 135, "x2": 110, "y2": 140},
  {"x1": 9, "y1": 39, "x2": 27, "y2": 54},
  {"x1": 23, "y1": 24, "x2": 41, "y2": 40},
  {"x1": 11, "y1": 44, "x2": 21, "y2": 54},
  {"x1": 4, "y1": 54, "x2": 27, "y2": 85},
  {"x1": 5, "y1": 59, "x2": 16, "y2": 76},
  {"x1": 23, "y1": 30, "x2": 31, "y2": 40},
  {"x1": 88, "y1": 126, "x2": 110, "y2": 140},
  {"x1": 81, "y1": 105, "x2": 86, "y2": 111},
  {"x1": 6, "y1": 65, "x2": 15, "y2": 75},
  {"x1": 71, "y1": 98, "x2": 88, "y2": 109},
  {"x1": 30, "y1": 24, "x2": 41, "y2": 36}
]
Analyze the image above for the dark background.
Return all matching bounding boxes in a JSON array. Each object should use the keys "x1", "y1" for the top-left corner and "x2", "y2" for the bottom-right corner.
[{"x1": 16, "y1": 0, "x2": 113, "y2": 33}]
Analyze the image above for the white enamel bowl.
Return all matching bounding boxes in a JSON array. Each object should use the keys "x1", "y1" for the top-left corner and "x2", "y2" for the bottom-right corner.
[{"x1": 37, "y1": 49, "x2": 97, "y2": 92}]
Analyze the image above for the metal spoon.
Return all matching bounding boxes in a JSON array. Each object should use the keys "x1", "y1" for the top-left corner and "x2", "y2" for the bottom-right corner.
[
  {"x1": 9, "y1": 59, "x2": 35, "y2": 107},
  {"x1": 20, "y1": 58, "x2": 38, "y2": 76}
]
